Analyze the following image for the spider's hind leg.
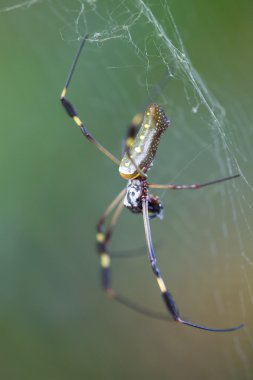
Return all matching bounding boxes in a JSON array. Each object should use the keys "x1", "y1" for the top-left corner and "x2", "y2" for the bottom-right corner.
[
  {"x1": 96, "y1": 189, "x2": 126, "y2": 295},
  {"x1": 60, "y1": 35, "x2": 120, "y2": 166},
  {"x1": 142, "y1": 191, "x2": 244, "y2": 333}
]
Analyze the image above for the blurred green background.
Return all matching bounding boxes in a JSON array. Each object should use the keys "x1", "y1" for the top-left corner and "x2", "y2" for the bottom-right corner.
[{"x1": 0, "y1": 1, "x2": 253, "y2": 379}]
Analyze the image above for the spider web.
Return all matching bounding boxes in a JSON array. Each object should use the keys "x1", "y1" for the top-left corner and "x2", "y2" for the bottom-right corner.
[
  {"x1": 2, "y1": 0, "x2": 253, "y2": 379},
  {"x1": 0, "y1": 0, "x2": 41, "y2": 12}
]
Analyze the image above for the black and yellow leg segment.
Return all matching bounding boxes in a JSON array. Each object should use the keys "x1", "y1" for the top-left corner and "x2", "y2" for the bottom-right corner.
[
  {"x1": 100, "y1": 252, "x2": 113, "y2": 294},
  {"x1": 147, "y1": 245, "x2": 180, "y2": 322},
  {"x1": 96, "y1": 189, "x2": 126, "y2": 295},
  {"x1": 122, "y1": 112, "x2": 147, "y2": 179},
  {"x1": 60, "y1": 35, "x2": 120, "y2": 166},
  {"x1": 142, "y1": 195, "x2": 243, "y2": 332},
  {"x1": 96, "y1": 223, "x2": 114, "y2": 295},
  {"x1": 96, "y1": 227, "x2": 114, "y2": 295},
  {"x1": 124, "y1": 113, "x2": 143, "y2": 151},
  {"x1": 155, "y1": 275, "x2": 179, "y2": 321}
]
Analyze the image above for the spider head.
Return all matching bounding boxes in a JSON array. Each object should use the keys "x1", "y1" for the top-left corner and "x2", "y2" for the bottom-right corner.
[{"x1": 124, "y1": 180, "x2": 163, "y2": 219}]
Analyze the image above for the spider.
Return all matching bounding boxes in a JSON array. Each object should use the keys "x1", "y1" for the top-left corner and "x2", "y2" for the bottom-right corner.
[{"x1": 60, "y1": 35, "x2": 244, "y2": 333}]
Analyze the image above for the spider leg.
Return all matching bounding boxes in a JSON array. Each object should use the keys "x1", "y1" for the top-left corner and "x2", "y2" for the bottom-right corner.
[
  {"x1": 148, "y1": 173, "x2": 240, "y2": 190},
  {"x1": 121, "y1": 113, "x2": 143, "y2": 156},
  {"x1": 104, "y1": 201, "x2": 125, "y2": 248},
  {"x1": 121, "y1": 111, "x2": 148, "y2": 179},
  {"x1": 96, "y1": 189, "x2": 126, "y2": 294},
  {"x1": 60, "y1": 35, "x2": 120, "y2": 166},
  {"x1": 111, "y1": 240, "x2": 163, "y2": 259},
  {"x1": 123, "y1": 122, "x2": 148, "y2": 179},
  {"x1": 142, "y1": 193, "x2": 244, "y2": 332},
  {"x1": 125, "y1": 147, "x2": 148, "y2": 179},
  {"x1": 96, "y1": 188, "x2": 171, "y2": 320}
]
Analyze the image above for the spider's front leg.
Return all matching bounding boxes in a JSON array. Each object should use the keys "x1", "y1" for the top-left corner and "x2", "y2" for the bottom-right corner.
[{"x1": 60, "y1": 35, "x2": 120, "y2": 166}]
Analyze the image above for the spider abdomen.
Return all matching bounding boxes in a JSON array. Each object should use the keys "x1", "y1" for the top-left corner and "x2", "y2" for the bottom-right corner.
[{"x1": 119, "y1": 104, "x2": 170, "y2": 179}]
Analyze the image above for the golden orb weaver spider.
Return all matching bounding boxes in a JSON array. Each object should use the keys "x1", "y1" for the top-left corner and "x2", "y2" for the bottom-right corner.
[{"x1": 60, "y1": 35, "x2": 244, "y2": 333}]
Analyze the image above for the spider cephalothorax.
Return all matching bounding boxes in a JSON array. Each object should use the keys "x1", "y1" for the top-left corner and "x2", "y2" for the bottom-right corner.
[
  {"x1": 124, "y1": 179, "x2": 163, "y2": 219},
  {"x1": 124, "y1": 179, "x2": 143, "y2": 213}
]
